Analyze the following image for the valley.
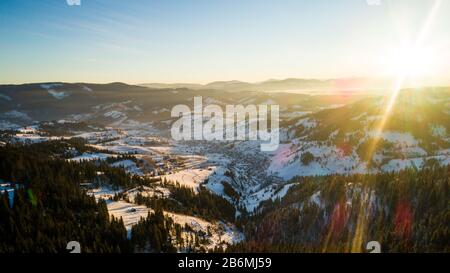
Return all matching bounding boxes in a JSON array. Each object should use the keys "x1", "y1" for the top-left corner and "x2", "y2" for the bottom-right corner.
[{"x1": 0, "y1": 82, "x2": 449, "y2": 252}]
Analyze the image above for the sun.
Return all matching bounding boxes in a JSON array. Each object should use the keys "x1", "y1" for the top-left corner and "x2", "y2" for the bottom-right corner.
[{"x1": 386, "y1": 44, "x2": 436, "y2": 77}]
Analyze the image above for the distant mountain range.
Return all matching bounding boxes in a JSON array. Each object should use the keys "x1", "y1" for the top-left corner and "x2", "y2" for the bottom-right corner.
[
  {"x1": 141, "y1": 77, "x2": 401, "y2": 93},
  {"x1": 0, "y1": 81, "x2": 365, "y2": 130}
]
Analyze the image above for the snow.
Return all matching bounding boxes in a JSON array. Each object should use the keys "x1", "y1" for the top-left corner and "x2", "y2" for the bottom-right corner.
[
  {"x1": 437, "y1": 149, "x2": 450, "y2": 155},
  {"x1": 74, "y1": 130, "x2": 123, "y2": 143},
  {"x1": 0, "y1": 94, "x2": 12, "y2": 101},
  {"x1": 381, "y1": 158, "x2": 423, "y2": 172},
  {"x1": 104, "y1": 198, "x2": 243, "y2": 248},
  {"x1": 350, "y1": 112, "x2": 367, "y2": 121},
  {"x1": 267, "y1": 133, "x2": 447, "y2": 179},
  {"x1": 368, "y1": 131, "x2": 419, "y2": 146},
  {"x1": 282, "y1": 111, "x2": 311, "y2": 118},
  {"x1": 309, "y1": 191, "x2": 323, "y2": 208},
  {"x1": 0, "y1": 120, "x2": 20, "y2": 130},
  {"x1": 13, "y1": 134, "x2": 55, "y2": 144},
  {"x1": 162, "y1": 168, "x2": 215, "y2": 191},
  {"x1": 69, "y1": 152, "x2": 115, "y2": 162},
  {"x1": 204, "y1": 97, "x2": 223, "y2": 105},
  {"x1": 243, "y1": 186, "x2": 275, "y2": 212},
  {"x1": 11, "y1": 129, "x2": 52, "y2": 143},
  {"x1": 82, "y1": 85, "x2": 93, "y2": 92},
  {"x1": 267, "y1": 144, "x2": 295, "y2": 170},
  {"x1": 320, "y1": 104, "x2": 345, "y2": 110},
  {"x1": 40, "y1": 83, "x2": 70, "y2": 99},
  {"x1": 203, "y1": 166, "x2": 235, "y2": 202},
  {"x1": 167, "y1": 212, "x2": 244, "y2": 249},
  {"x1": 430, "y1": 124, "x2": 447, "y2": 138},
  {"x1": 329, "y1": 129, "x2": 339, "y2": 139},
  {"x1": 399, "y1": 146, "x2": 427, "y2": 157},
  {"x1": 48, "y1": 89, "x2": 69, "y2": 100},
  {"x1": 381, "y1": 155, "x2": 450, "y2": 172},
  {"x1": 107, "y1": 200, "x2": 151, "y2": 235},
  {"x1": 88, "y1": 186, "x2": 123, "y2": 201},
  {"x1": 147, "y1": 146, "x2": 173, "y2": 154},
  {"x1": 295, "y1": 117, "x2": 316, "y2": 128},
  {"x1": 268, "y1": 142, "x2": 367, "y2": 180},
  {"x1": 111, "y1": 159, "x2": 143, "y2": 176},
  {"x1": 40, "y1": 83, "x2": 63, "y2": 89},
  {"x1": 364, "y1": 115, "x2": 382, "y2": 123},
  {"x1": 125, "y1": 186, "x2": 170, "y2": 202},
  {"x1": 91, "y1": 143, "x2": 156, "y2": 155},
  {"x1": 205, "y1": 178, "x2": 226, "y2": 197},
  {"x1": 2, "y1": 110, "x2": 31, "y2": 120},
  {"x1": 382, "y1": 132, "x2": 419, "y2": 146},
  {"x1": 67, "y1": 113, "x2": 92, "y2": 121},
  {"x1": 152, "y1": 108, "x2": 170, "y2": 114},
  {"x1": 271, "y1": 183, "x2": 296, "y2": 201},
  {"x1": 239, "y1": 97, "x2": 256, "y2": 104},
  {"x1": 260, "y1": 99, "x2": 276, "y2": 105},
  {"x1": 104, "y1": 110, "x2": 127, "y2": 119},
  {"x1": 18, "y1": 126, "x2": 38, "y2": 134}
]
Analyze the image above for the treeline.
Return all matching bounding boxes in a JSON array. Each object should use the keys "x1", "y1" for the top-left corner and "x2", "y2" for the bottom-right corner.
[
  {"x1": 130, "y1": 206, "x2": 177, "y2": 253},
  {"x1": 0, "y1": 142, "x2": 149, "y2": 190},
  {"x1": 0, "y1": 141, "x2": 237, "y2": 253},
  {"x1": 230, "y1": 164, "x2": 449, "y2": 253},
  {"x1": 134, "y1": 182, "x2": 236, "y2": 223},
  {"x1": 130, "y1": 205, "x2": 208, "y2": 253},
  {"x1": 0, "y1": 142, "x2": 161, "y2": 252},
  {"x1": 0, "y1": 144, "x2": 131, "y2": 252},
  {"x1": 39, "y1": 121, "x2": 104, "y2": 136}
]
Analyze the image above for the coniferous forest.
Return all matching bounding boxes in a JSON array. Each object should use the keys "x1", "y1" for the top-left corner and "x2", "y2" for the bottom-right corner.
[
  {"x1": 0, "y1": 141, "x2": 175, "y2": 253},
  {"x1": 0, "y1": 140, "x2": 449, "y2": 253},
  {"x1": 230, "y1": 164, "x2": 449, "y2": 253}
]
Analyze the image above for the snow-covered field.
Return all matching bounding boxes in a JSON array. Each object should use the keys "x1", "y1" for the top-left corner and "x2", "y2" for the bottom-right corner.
[
  {"x1": 88, "y1": 186, "x2": 123, "y2": 201},
  {"x1": 107, "y1": 200, "x2": 150, "y2": 234},
  {"x1": 0, "y1": 120, "x2": 20, "y2": 130},
  {"x1": 12, "y1": 133, "x2": 62, "y2": 144},
  {"x1": 91, "y1": 187, "x2": 243, "y2": 250},
  {"x1": 2, "y1": 110, "x2": 31, "y2": 121},
  {"x1": 111, "y1": 159, "x2": 143, "y2": 176},
  {"x1": 268, "y1": 142, "x2": 367, "y2": 180},
  {"x1": 1, "y1": 97, "x2": 449, "y2": 251},
  {"x1": 124, "y1": 186, "x2": 170, "y2": 202},
  {"x1": 167, "y1": 212, "x2": 244, "y2": 249},
  {"x1": 162, "y1": 168, "x2": 215, "y2": 191},
  {"x1": 41, "y1": 83, "x2": 69, "y2": 100},
  {"x1": 381, "y1": 155, "x2": 450, "y2": 172},
  {"x1": 69, "y1": 152, "x2": 116, "y2": 162}
]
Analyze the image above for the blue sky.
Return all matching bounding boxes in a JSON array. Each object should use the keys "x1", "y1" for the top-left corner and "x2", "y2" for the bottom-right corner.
[{"x1": 0, "y1": 0, "x2": 449, "y2": 84}]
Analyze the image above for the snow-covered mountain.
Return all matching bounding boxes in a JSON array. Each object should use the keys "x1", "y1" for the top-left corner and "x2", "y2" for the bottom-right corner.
[
  {"x1": 1, "y1": 83, "x2": 449, "y2": 214},
  {"x1": 0, "y1": 82, "x2": 362, "y2": 130},
  {"x1": 273, "y1": 87, "x2": 450, "y2": 179},
  {"x1": 1, "y1": 82, "x2": 449, "y2": 252}
]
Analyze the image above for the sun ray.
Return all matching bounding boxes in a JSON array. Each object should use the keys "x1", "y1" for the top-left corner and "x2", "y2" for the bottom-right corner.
[
  {"x1": 364, "y1": 0, "x2": 442, "y2": 164},
  {"x1": 353, "y1": 0, "x2": 443, "y2": 252}
]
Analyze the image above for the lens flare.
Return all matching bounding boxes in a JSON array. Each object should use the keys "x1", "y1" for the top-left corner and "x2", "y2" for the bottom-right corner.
[
  {"x1": 366, "y1": 0, "x2": 442, "y2": 163},
  {"x1": 353, "y1": 0, "x2": 442, "y2": 253}
]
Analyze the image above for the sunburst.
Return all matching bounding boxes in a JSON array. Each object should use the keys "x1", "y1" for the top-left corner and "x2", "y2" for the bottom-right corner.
[{"x1": 351, "y1": 0, "x2": 443, "y2": 252}]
